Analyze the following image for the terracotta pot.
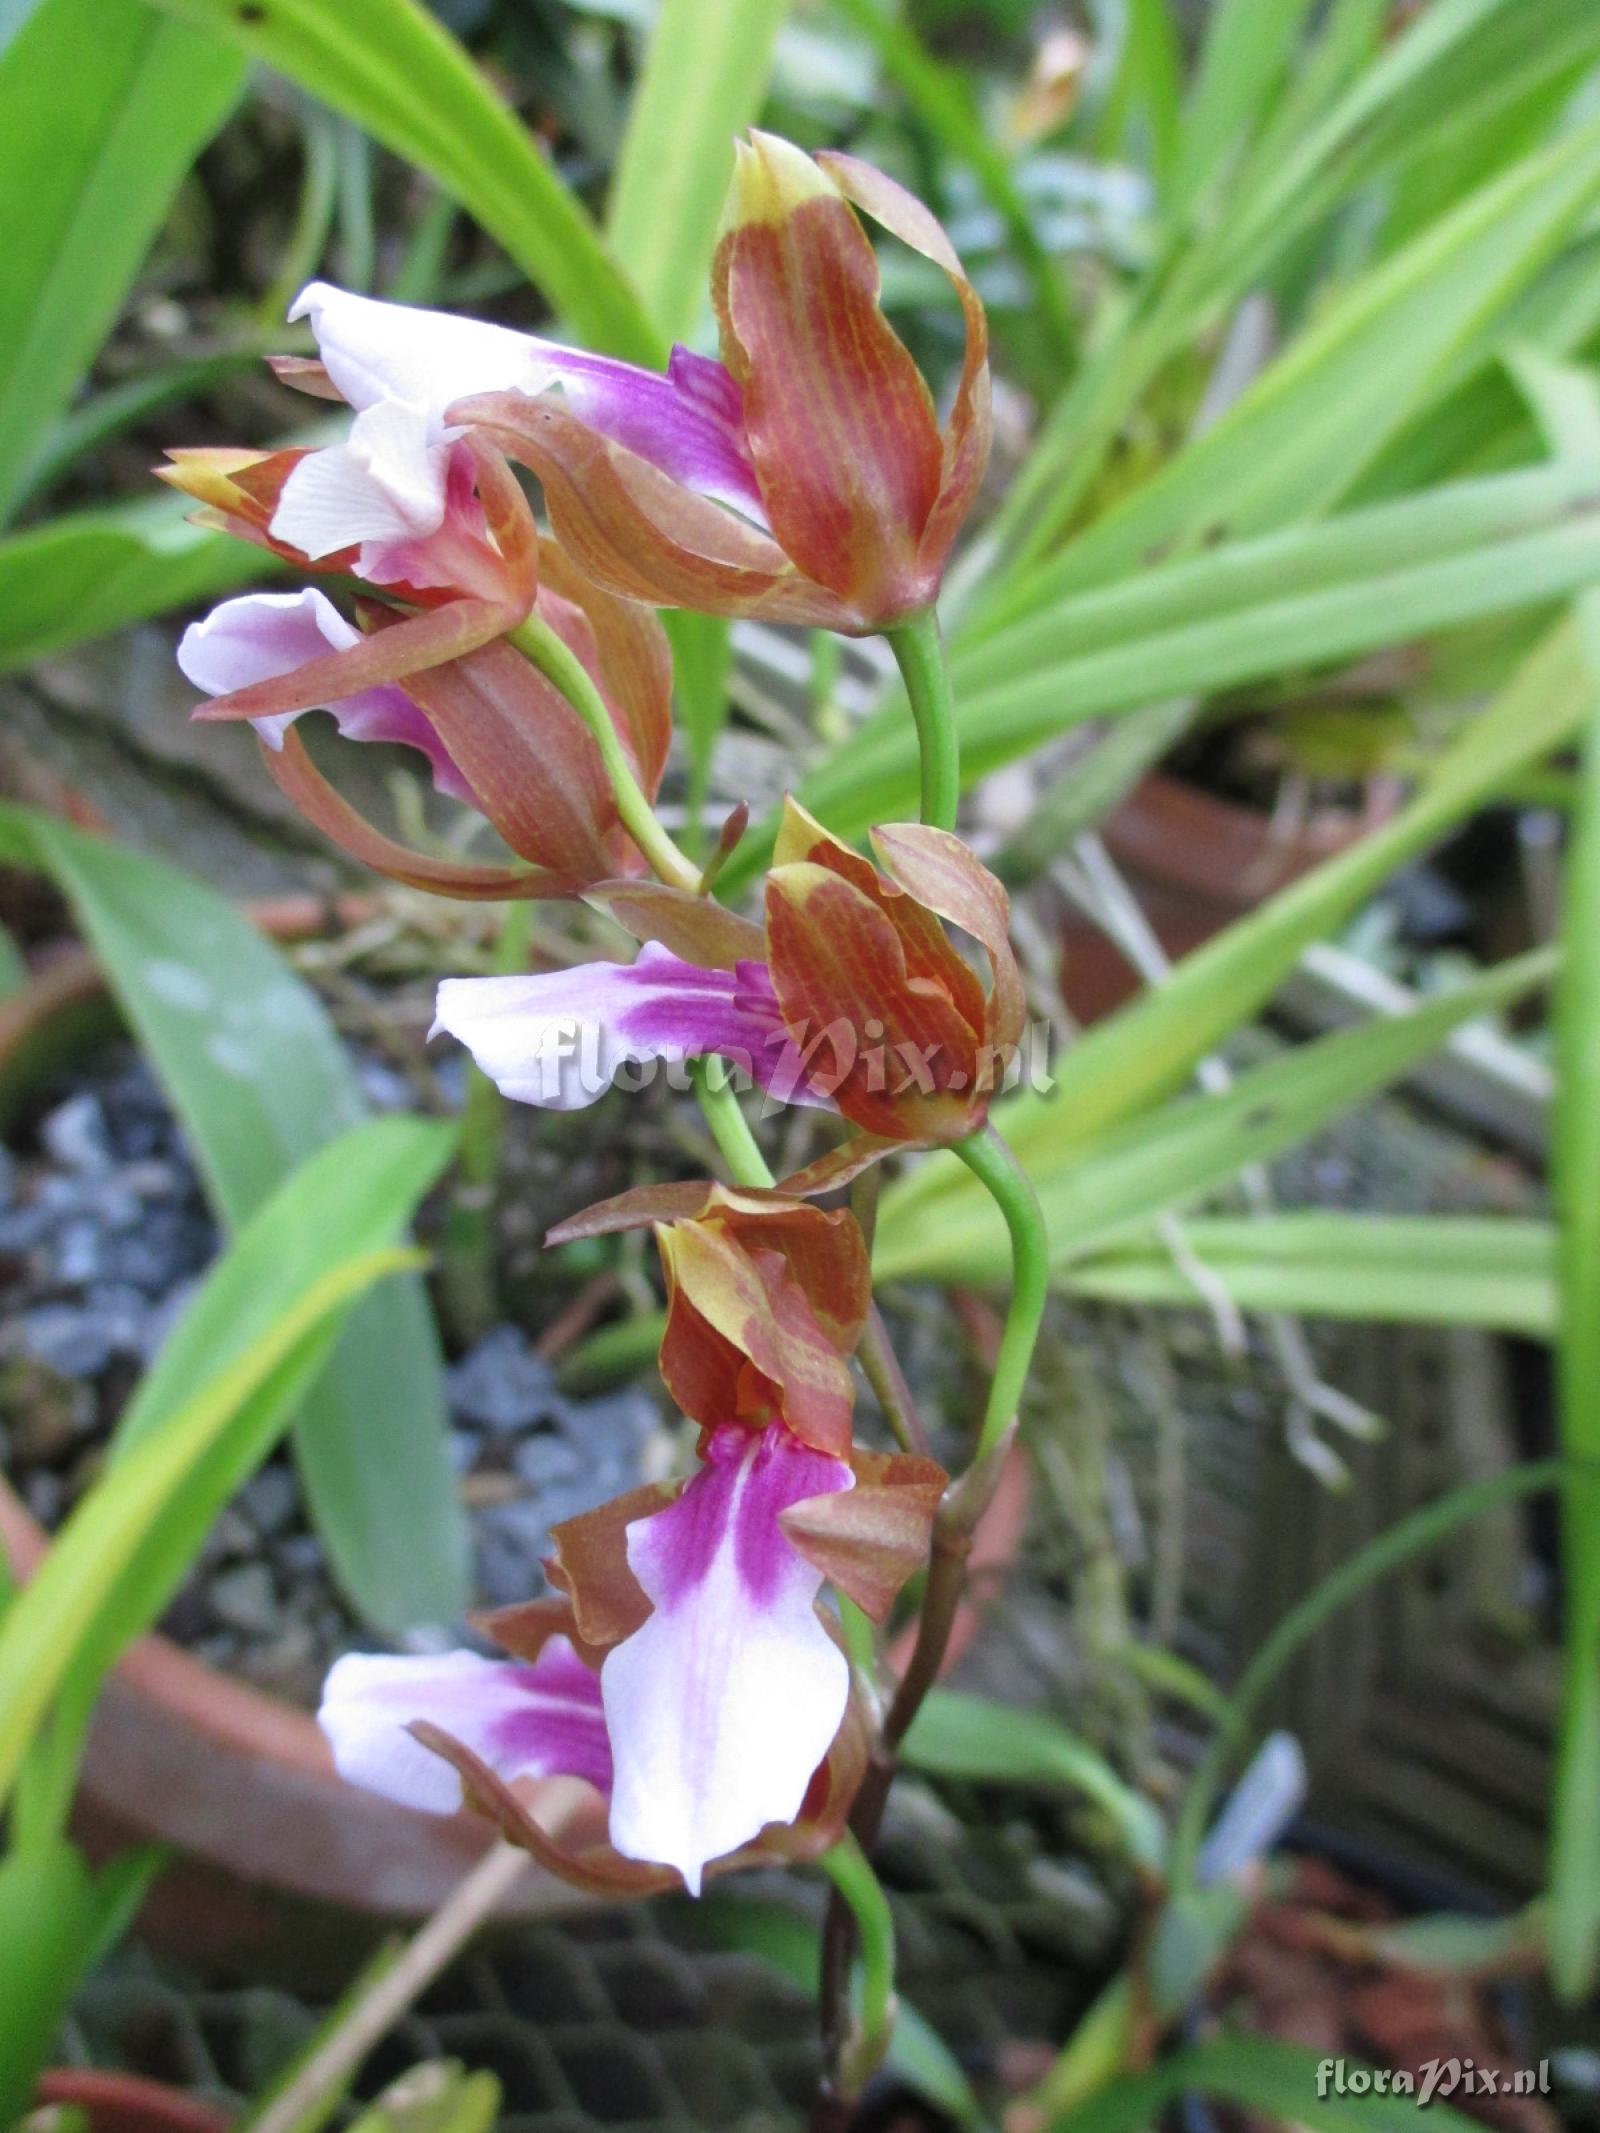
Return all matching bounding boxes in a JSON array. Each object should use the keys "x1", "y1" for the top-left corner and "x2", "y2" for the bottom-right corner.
[
  {"x1": 0, "y1": 898, "x2": 604, "y2": 1975},
  {"x1": 34, "y1": 2071, "x2": 231, "y2": 2133},
  {"x1": 1059, "y1": 772, "x2": 1377, "y2": 1025}
]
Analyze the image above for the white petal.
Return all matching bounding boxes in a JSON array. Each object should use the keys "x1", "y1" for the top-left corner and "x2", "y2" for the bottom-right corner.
[
  {"x1": 601, "y1": 1424, "x2": 852, "y2": 1894},
  {"x1": 432, "y1": 946, "x2": 783, "y2": 1112},
  {"x1": 271, "y1": 401, "x2": 449, "y2": 560},
  {"x1": 176, "y1": 588, "x2": 359, "y2": 750},
  {"x1": 291, "y1": 280, "x2": 554, "y2": 415},
  {"x1": 318, "y1": 1641, "x2": 611, "y2": 1814}
]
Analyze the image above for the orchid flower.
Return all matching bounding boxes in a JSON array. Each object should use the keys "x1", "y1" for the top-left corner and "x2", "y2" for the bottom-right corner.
[
  {"x1": 320, "y1": 1199, "x2": 942, "y2": 1895},
  {"x1": 270, "y1": 134, "x2": 988, "y2": 634},
  {"x1": 161, "y1": 431, "x2": 538, "y2": 695},
  {"x1": 174, "y1": 534, "x2": 672, "y2": 901},
  {"x1": 436, "y1": 798, "x2": 1027, "y2": 1146}
]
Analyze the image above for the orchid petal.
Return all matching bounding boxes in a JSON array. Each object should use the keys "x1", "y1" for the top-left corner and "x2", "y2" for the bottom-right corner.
[
  {"x1": 817, "y1": 151, "x2": 991, "y2": 587},
  {"x1": 318, "y1": 1637, "x2": 612, "y2": 1815},
  {"x1": 871, "y1": 822, "x2": 1027, "y2": 1054},
  {"x1": 260, "y1": 728, "x2": 574, "y2": 901},
  {"x1": 713, "y1": 133, "x2": 943, "y2": 622},
  {"x1": 188, "y1": 595, "x2": 511, "y2": 726},
  {"x1": 601, "y1": 1422, "x2": 852, "y2": 1893},
  {"x1": 176, "y1": 589, "x2": 471, "y2": 801},
  {"x1": 271, "y1": 399, "x2": 451, "y2": 560},
  {"x1": 583, "y1": 880, "x2": 767, "y2": 972},
  {"x1": 455, "y1": 393, "x2": 853, "y2": 627},
  {"x1": 290, "y1": 281, "x2": 765, "y2": 519},
  {"x1": 432, "y1": 944, "x2": 799, "y2": 1110}
]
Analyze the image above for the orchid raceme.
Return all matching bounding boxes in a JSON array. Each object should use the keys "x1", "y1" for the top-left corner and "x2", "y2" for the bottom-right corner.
[
  {"x1": 175, "y1": 537, "x2": 673, "y2": 901},
  {"x1": 436, "y1": 800, "x2": 1026, "y2": 1143},
  {"x1": 274, "y1": 134, "x2": 988, "y2": 633}
]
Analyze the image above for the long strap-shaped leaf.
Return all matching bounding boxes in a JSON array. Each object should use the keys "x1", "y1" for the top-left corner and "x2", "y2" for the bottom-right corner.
[
  {"x1": 0, "y1": 490, "x2": 281, "y2": 676},
  {"x1": 1519, "y1": 354, "x2": 1600, "y2": 2000},
  {"x1": 1054, "y1": 1214, "x2": 1556, "y2": 1339},
  {"x1": 877, "y1": 616, "x2": 1589, "y2": 1244},
  {"x1": 1046, "y1": 2028, "x2": 1490, "y2": 2132},
  {"x1": 606, "y1": 0, "x2": 787, "y2": 346},
  {"x1": 0, "y1": 809, "x2": 466, "y2": 1630},
  {"x1": 874, "y1": 950, "x2": 1553, "y2": 1283},
  {"x1": 0, "y1": 1118, "x2": 450, "y2": 1806},
  {"x1": 0, "y1": 0, "x2": 245, "y2": 525},
  {"x1": 147, "y1": 0, "x2": 661, "y2": 361},
  {"x1": 740, "y1": 469, "x2": 1600, "y2": 869}
]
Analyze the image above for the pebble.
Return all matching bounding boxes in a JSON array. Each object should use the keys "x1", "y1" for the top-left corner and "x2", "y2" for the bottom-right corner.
[
  {"x1": 513, "y1": 1432, "x2": 585, "y2": 1487},
  {"x1": 40, "y1": 1092, "x2": 112, "y2": 1173},
  {"x1": 240, "y1": 1465, "x2": 299, "y2": 1537},
  {"x1": 18, "y1": 1301, "x2": 119, "y2": 1379},
  {"x1": 447, "y1": 1324, "x2": 565, "y2": 1436},
  {"x1": 209, "y1": 1562, "x2": 279, "y2": 1637}
]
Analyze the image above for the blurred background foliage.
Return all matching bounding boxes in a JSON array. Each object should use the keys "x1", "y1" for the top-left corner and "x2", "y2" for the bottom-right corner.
[{"x1": 5, "y1": 0, "x2": 1600, "y2": 2126}]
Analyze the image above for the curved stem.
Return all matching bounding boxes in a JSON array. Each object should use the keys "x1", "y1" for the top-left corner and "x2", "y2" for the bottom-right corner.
[
  {"x1": 819, "y1": 1830, "x2": 897, "y2": 2084},
  {"x1": 693, "y1": 1057, "x2": 773, "y2": 1188},
  {"x1": 885, "y1": 608, "x2": 960, "y2": 831},
  {"x1": 508, "y1": 613, "x2": 700, "y2": 892},
  {"x1": 953, "y1": 1123, "x2": 1049, "y2": 1459}
]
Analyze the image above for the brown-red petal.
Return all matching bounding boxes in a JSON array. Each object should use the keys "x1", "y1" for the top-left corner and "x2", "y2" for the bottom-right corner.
[
  {"x1": 259, "y1": 731, "x2": 572, "y2": 901},
  {"x1": 714, "y1": 135, "x2": 943, "y2": 623}
]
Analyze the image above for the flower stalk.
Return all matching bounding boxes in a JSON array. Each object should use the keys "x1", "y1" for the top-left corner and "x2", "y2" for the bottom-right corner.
[
  {"x1": 819, "y1": 1829, "x2": 899, "y2": 2094},
  {"x1": 886, "y1": 607, "x2": 960, "y2": 834},
  {"x1": 507, "y1": 612, "x2": 701, "y2": 892},
  {"x1": 954, "y1": 1123, "x2": 1049, "y2": 1459}
]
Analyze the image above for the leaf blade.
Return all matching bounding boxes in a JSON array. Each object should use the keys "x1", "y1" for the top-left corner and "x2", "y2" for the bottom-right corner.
[
  {"x1": 0, "y1": 0, "x2": 245, "y2": 524},
  {"x1": 0, "y1": 809, "x2": 466, "y2": 1629}
]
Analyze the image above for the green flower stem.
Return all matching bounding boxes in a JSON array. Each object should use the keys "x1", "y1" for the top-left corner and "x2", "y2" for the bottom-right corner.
[
  {"x1": 819, "y1": 1830, "x2": 898, "y2": 2087},
  {"x1": 508, "y1": 613, "x2": 701, "y2": 893},
  {"x1": 693, "y1": 1058, "x2": 773, "y2": 1188},
  {"x1": 953, "y1": 1124, "x2": 1048, "y2": 1459},
  {"x1": 885, "y1": 607, "x2": 960, "y2": 831}
]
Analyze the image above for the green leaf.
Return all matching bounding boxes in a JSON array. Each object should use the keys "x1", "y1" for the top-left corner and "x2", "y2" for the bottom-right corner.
[
  {"x1": 0, "y1": 492, "x2": 276, "y2": 674},
  {"x1": 0, "y1": 1841, "x2": 105, "y2": 2123},
  {"x1": 1170, "y1": 0, "x2": 1315, "y2": 210},
  {"x1": 345, "y1": 2063, "x2": 501, "y2": 2133},
  {"x1": 1551, "y1": 512, "x2": 1600, "y2": 1999},
  {"x1": 826, "y1": 0, "x2": 1075, "y2": 362},
  {"x1": 146, "y1": 0, "x2": 661, "y2": 362},
  {"x1": 1093, "y1": 0, "x2": 1181, "y2": 200},
  {"x1": 1046, "y1": 2032, "x2": 1487, "y2": 2133},
  {"x1": 0, "y1": 921, "x2": 25, "y2": 1001},
  {"x1": 0, "y1": 1217, "x2": 429, "y2": 1806},
  {"x1": 877, "y1": 950, "x2": 1554, "y2": 1285},
  {"x1": 1511, "y1": 356, "x2": 1600, "y2": 2000},
  {"x1": 992, "y1": 84, "x2": 1600, "y2": 588},
  {"x1": 874, "y1": 617, "x2": 1590, "y2": 1254},
  {"x1": 903, "y1": 1690, "x2": 1166, "y2": 1867},
  {"x1": 1054, "y1": 1215, "x2": 1557, "y2": 1338},
  {"x1": 1167, "y1": 1459, "x2": 1562, "y2": 1889},
  {"x1": 0, "y1": 0, "x2": 244, "y2": 526},
  {"x1": 731, "y1": 463, "x2": 1600, "y2": 871},
  {"x1": 1046, "y1": 103, "x2": 1600, "y2": 583},
  {"x1": 0, "y1": 809, "x2": 465, "y2": 1630},
  {"x1": 606, "y1": 0, "x2": 787, "y2": 344}
]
